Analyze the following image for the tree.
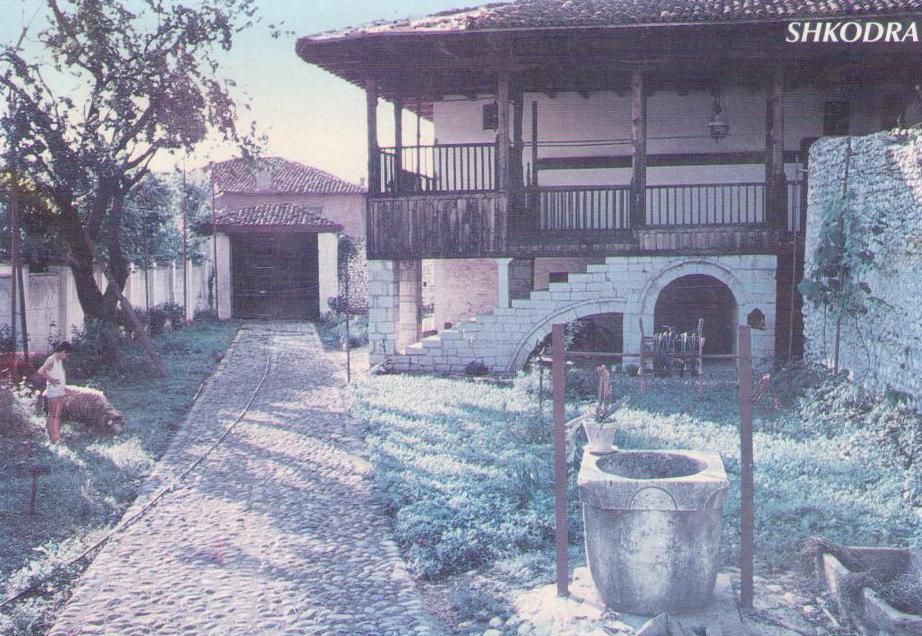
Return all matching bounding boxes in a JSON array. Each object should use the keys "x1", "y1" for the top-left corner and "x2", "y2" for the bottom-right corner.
[{"x1": 0, "y1": 0, "x2": 258, "y2": 361}]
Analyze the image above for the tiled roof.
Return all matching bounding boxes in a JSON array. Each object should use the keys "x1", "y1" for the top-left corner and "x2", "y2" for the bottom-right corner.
[
  {"x1": 307, "y1": 0, "x2": 922, "y2": 39},
  {"x1": 211, "y1": 157, "x2": 363, "y2": 195},
  {"x1": 214, "y1": 203, "x2": 343, "y2": 231}
]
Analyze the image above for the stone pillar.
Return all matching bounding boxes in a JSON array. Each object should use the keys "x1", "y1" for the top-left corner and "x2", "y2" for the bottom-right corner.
[
  {"x1": 215, "y1": 232, "x2": 232, "y2": 320},
  {"x1": 495, "y1": 257, "x2": 513, "y2": 308},
  {"x1": 509, "y1": 258, "x2": 534, "y2": 300},
  {"x1": 396, "y1": 260, "x2": 422, "y2": 354},
  {"x1": 367, "y1": 259, "x2": 398, "y2": 365},
  {"x1": 317, "y1": 232, "x2": 339, "y2": 315}
]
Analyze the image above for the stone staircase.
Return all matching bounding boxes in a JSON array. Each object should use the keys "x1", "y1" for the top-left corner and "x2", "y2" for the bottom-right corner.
[{"x1": 385, "y1": 261, "x2": 624, "y2": 374}]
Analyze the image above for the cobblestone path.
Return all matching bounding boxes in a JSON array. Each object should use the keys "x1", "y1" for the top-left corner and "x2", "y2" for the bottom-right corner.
[{"x1": 50, "y1": 323, "x2": 439, "y2": 636}]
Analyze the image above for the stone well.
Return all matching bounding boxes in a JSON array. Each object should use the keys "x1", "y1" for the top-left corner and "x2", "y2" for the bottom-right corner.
[{"x1": 578, "y1": 449, "x2": 729, "y2": 615}]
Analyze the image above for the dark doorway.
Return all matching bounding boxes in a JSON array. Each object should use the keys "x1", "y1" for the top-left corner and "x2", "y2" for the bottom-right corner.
[
  {"x1": 654, "y1": 275, "x2": 737, "y2": 354},
  {"x1": 231, "y1": 233, "x2": 319, "y2": 319}
]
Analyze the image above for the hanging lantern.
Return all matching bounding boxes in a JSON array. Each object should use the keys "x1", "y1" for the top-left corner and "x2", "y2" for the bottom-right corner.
[{"x1": 707, "y1": 88, "x2": 730, "y2": 142}]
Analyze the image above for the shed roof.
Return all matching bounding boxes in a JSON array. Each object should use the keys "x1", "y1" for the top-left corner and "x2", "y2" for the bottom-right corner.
[{"x1": 213, "y1": 203, "x2": 343, "y2": 232}]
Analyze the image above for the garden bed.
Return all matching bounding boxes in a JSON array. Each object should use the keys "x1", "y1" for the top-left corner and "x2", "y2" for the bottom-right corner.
[
  {"x1": 0, "y1": 318, "x2": 239, "y2": 635},
  {"x1": 354, "y1": 364, "x2": 922, "y2": 634}
]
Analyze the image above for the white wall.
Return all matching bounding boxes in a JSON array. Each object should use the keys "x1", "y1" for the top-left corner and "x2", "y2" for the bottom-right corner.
[
  {"x1": 0, "y1": 260, "x2": 215, "y2": 354},
  {"x1": 432, "y1": 85, "x2": 907, "y2": 188}
]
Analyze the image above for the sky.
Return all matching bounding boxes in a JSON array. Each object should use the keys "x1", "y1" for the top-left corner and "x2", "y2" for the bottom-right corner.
[{"x1": 0, "y1": 0, "x2": 466, "y2": 184}]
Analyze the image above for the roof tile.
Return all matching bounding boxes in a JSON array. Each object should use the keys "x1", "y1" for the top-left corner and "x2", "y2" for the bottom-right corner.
[
  {"x1": 306, "y1": 0, "x2": 922, "y2": 40},
  {"x1": 212, "y1": 157, "x2": 364, "y2": 195},
  {"x1": 214, "y1": 203, "x2": 343, "y2": 231}
]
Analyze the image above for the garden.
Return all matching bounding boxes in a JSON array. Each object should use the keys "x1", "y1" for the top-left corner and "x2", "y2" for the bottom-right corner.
[
  {"x1": 354, "y1": 361, "x2": 922, "y2": 634},
  {"x1": 0, "y1": 315, "x2": 239, "y2": 635}
]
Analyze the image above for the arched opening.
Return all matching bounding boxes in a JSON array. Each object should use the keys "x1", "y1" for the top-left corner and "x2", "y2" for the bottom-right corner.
[
  {"x1": 654, "y1": 275, "x2": 737, "y2": 354},
  {"x1": 523, "y1": 312, "x2": 623, "y2": 369}
]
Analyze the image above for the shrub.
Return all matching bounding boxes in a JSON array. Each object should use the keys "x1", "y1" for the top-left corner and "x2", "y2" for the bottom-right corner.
[
  {"x1": 146, "y1": 306, "x2": 169, "y2": 336},
  {"x1": 158, "y1": 302, "x2": 186, "y2": 331},
  {"x1": 193, "y1": 308, "x2": 219, "y2": 322},
  {"x1": 0, "y1": 324, "x2": 13, "y2": 353},
  {"x1": 464, "y1": 360, "x2": 489, "y2": 377}
]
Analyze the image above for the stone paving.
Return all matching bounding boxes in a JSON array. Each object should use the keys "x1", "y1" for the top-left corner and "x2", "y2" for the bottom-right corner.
[{"x1": 50, "y1": 322, "x2": 439, "y2": 636}]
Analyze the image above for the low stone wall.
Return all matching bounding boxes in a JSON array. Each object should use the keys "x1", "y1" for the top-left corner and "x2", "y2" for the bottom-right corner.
[{"x1": 804, "y1": 132, "x2": 922, "y2": 401}]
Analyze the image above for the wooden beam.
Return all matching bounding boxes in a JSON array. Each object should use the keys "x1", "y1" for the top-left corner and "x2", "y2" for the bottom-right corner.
[
  {"x1": 512, "y1": 81, "x2": 524, "y2": 191},
  {"x1": 394, "y1": 98, "x2": 404, "y2": 190},
  {"x1": 531, "y1": 100, "x2": 539, "y2": 187},
  {"x1": 765, "y1": 68, "x2": 787, "y2": 228},
  {"x1": 497, "y1": 70, "x2": 511, "y2": 192},
  {"x1": 366, "y1": 79, "x2": 380, "y2": 194},
  {"x1": 630, "y1": 70, "x2": 647, "y2": 229}
]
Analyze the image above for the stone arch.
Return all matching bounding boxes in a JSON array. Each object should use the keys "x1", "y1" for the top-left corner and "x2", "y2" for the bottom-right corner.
[
  {"x1": 509, "y1": 298, "x2": 627, "y2": 371},
  {"x1": 638, "y1": 260, "x2": 748, "y2": 353}
]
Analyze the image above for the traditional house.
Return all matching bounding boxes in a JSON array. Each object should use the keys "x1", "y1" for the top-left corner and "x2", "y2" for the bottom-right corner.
[
  {"x1": 297, "y1": 0, "x2": 922, "y2": 371},
  {"x1": 209, "y1": 157, "x2": 365, "y2": 320}
]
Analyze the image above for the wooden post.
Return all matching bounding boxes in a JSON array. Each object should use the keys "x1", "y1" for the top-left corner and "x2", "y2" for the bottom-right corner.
[
  {"x1": 366, "y1": 79, "x2": 380, "y2": 194},
  {"x1": 496, "y1": 70, "x2": 511, "y2": 192},
  {"x1": 631, "y1": 70, "x2": 648, "y2": 229},
  {"x1": 393, "y1": 98, "x2": 404, "y2": 193},
  {"x1": 551, "y1": 323, "x2": 569, "y2": 597},
  {"x1": 531, "y1": 100, "x2": 539, "y2": 187},
  {"x1": 512, "y1": 81, "x2": 524, "y2": 192},
  {"x1": 738, "y1": 325, "x2": 755, "y2": 610},
  {"x1": 766, "y1": 68, "x2": 787, "y2": 229}
]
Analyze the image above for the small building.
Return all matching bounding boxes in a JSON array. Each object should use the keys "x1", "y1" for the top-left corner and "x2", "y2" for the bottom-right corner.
[
  {"x1": 209, "y1": 157, "x2": 365, "y2": 320},
  {"x1": 297, "y1": 0, "x2": 922, "y2": 371}
]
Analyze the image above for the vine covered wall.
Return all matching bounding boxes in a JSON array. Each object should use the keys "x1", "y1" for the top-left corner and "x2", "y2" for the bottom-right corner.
[{"x1": 804, "y1": 131, "x2": 922, "y2": 401}]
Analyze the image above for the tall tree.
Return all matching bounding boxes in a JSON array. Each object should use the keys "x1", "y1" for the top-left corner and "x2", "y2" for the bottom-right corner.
[{"x1": 0, "y1": 0, "x2": 258, "y2": 347}]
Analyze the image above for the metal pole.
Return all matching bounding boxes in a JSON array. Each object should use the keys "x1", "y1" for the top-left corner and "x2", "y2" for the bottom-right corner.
[
  {"x1": 9, "y1": 162, "x2": 19, "y2": 377},
  {"x1": 738, "y1": 325, "x2": 755, "y2": 610},
  {"x1": 143, "y1": 214, "x2": 150, "y2": 313},
  {"x1": 344, "y1": 241, "x2": 351, "y2": 384},
  {"x1": 551, "y1": 323, "x2": 569, "y2": 597},
  {"x1": 211, "y1": 172, "x2": 219, "y2": 314},
  {"x1": 16, "y1": 260, "x2": 28, "y2": 363},
  {"x1": 182, "y1": 161, "x2": 189, "y2": 319},
  {"x1": 787, "y1": 237, "x2": 798, "y2": 361}
]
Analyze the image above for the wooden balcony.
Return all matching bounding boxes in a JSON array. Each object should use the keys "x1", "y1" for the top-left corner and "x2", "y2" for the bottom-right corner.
[
  {"x1": 367, "y1": 179, "x2": 803, "y2": 259},
  {"x1": 367, "y1": 144, "x2": 804, "y2": 259}
]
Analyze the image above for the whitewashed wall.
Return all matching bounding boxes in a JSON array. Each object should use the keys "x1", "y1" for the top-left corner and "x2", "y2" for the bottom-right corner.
[
  {"x1": 431, "y1": 85, "x2": 902, "y2": 188},
  {"x1": 0, "y1": 260, "x2": 214, "y2": 354},
  {"x1": 804, "y1": 131, "x2": 922, "y2": 402}
]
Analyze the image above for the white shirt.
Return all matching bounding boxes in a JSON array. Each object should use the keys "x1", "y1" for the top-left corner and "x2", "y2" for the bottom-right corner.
[{"x1": 43, "y1": 354, "x2": 66, "y2": 398}]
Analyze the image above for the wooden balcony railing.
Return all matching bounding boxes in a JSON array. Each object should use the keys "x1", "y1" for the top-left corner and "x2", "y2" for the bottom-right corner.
[
  {"x1": 530, "y1": 181, "x2": 804, "y2": 234},
  {"x1": 378, "y1": 143, "x2": 496, "y2": 195}
]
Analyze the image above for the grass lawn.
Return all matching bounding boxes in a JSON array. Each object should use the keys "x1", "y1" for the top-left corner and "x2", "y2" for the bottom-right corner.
[
  {"x1": 355, "y1": 365, "x2": 922, "y2": 598},
  {"x1": 0, "y1": 319, "x2": 240, "y2": 635}
]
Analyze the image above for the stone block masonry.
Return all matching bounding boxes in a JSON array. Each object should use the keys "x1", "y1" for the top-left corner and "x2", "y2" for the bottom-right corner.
[
  {"x1": 804, "y1": 131, "x2": 922, "y2": 402},
  {"x1": 367, "y1": 254, "x2": 778, "y2": 373}
]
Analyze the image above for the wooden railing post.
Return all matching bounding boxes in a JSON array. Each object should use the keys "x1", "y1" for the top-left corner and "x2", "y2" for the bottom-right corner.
[
  {"x1": 366, "y1": 79, "x2": 380, "y2": 194},
  {"x1": 765, "y1": 68, "x2": 787, "y2": 229},
  {"x1": 630, "y1": 70, "x2": 648, "y2": 230}
]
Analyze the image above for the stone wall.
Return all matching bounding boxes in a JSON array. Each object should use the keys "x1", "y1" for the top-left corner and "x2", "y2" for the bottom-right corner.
[
  {"x1": 804, "y1": 131, "x2": 922, "y2": 401},
  {"x1": 371, "y1": 254, "x2": 778, "y2": 373}
]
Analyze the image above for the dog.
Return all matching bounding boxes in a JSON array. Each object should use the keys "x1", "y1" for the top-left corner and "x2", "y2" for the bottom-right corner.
[{"x1": 60, "y1": 386, "x2": 124, "y2": 433}]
